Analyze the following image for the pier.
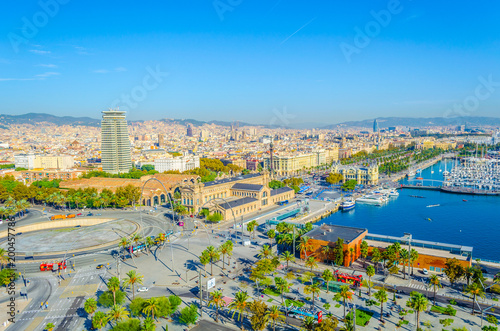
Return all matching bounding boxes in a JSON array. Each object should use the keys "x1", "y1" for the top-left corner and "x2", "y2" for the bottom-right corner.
[{"x1": 401, "y1": 184, "x2": 500, "y2": 196}]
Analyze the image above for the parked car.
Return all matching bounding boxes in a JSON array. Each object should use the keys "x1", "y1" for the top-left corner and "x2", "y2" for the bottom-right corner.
[
  {"x1": 77, "y1": 213, "x2": 83, "y2": 216},
  {"x1": 137, "y1": 287, "x2": 149, "y2": 292},
  {"x1": 96, "y1": 264, "x2": 104, "y2": 269},
  {"x1": 422, "y1": 268, "x2": 429, "y2": 275},
  {"x1": 87, "y1": 213, "x2": 94, "y2": 216}
]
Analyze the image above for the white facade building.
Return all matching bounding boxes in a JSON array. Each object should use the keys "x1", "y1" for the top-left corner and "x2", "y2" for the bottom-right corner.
[
  {"x1": 14, "y1": 153, "x2": 35, "y2": 170},
  {"x1": 34, "y1": 155, "x2": 75, "y2": 169},
  {"x1": 101, "y1": 110, "x2": 132, "y2": 174},
  {"x1": 154, "y1": 155, "x2": 200, "y2": 173}
]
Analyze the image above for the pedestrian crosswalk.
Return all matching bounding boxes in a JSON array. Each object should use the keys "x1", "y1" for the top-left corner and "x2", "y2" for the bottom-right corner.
[{"x1": 407, "y1": 282, "x2": 429, "y2": 291}]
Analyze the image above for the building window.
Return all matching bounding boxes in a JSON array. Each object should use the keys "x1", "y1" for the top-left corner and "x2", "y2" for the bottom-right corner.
[{"x1": 430, "y1": 266, "x2": 435, "y2": 271}]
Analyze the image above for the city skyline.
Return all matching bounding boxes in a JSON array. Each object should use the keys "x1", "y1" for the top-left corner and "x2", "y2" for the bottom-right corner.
[{"x1": 1, "y1": 1, "x2": 500, "y2": 123}]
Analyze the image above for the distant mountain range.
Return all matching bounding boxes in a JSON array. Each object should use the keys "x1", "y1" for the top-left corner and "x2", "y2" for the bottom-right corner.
[
  {"x1": 326, "y1": 116, "x2": 500, "y2": 129},
  {"x1": 0, "y1": 113, "x2": 499, "y2": 129},
  {"x1": 0, "y1": 113, "x2": 101, "y2": 126}
]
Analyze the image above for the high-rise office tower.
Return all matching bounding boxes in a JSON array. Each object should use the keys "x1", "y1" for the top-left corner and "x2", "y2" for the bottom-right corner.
[
  {"x1": 101, "y1": 109, "x2": 132, "y2": 174},
  {"x1": 186, "y1": 124, "x2": 194, "y2": 137},
  {"x1": 373, "y1": 119, "x2": 379, "y2": 133},
  {"x1": 158, "y1": 134, "x2": 165, "y2": 147}
]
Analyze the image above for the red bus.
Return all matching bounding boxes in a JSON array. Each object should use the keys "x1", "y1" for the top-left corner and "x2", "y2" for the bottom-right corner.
[
  {"x1": 334, "y1": 270, "x2": 362, "y2": 287},
  {"x1": 40, "y1": 260, "x2": 67, "y2": 272}
]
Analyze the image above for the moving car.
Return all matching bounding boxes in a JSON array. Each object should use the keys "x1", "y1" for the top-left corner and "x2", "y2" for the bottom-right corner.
[
  {"x1": 96, "y1": 264, "x2": 104, "y2": 269},
  {"x1": 137, "y1": 287, "x2": 149, "y2": 292}
]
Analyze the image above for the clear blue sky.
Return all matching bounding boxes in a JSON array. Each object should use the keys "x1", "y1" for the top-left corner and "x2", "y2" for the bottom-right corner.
[{"x1": 1, "y1": 0, "x2": 499, "y2": 125}]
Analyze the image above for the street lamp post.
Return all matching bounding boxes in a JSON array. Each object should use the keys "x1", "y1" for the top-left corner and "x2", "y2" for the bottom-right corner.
[{"x1": 404, "y1": 232, "x2": 412, "y2": 279}]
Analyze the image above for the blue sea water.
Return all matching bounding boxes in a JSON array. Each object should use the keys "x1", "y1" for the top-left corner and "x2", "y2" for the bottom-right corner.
[{"x1": 318, "y1": 160, "x2": 500, "y2": 261}]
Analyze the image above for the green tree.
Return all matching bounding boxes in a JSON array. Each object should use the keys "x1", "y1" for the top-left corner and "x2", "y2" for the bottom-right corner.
[
  {"x1": 205, "y1": 246, "x2": 220, "y2": 276},
  {"x1": 304, "y1": 282, "x2": 321, "y2": 309},
  {"x1": 228, "y1": 291, "x2": 250, "y2": 330},
  {"x1": 274, "y1": 277, "x2": 290, "y2": 304},
  {"x1": 373, "y1": 289, "x2": 388, "y2": 322},
  {"x1": 280, "y1": 251, "x2": 295, "y2": 269},
  {"x1": 247, "y1": 220, "x2": 258, "y2": 239},
  {"x1": 406, "y1": 291, "x2": 429, "y2": 329},
  {"x1": 301, "y1": 316, "x2": 316, "y2": 331},
  {"x1": 142, "y1": 297, "x2": 161, "y2": 320},
  {"x1": 429, "y1": 275, "x2": 442, "y2": 305},
  {"x1": 248, "y1": 299, "x2": 268, "y2": 331},
  {"x1": 122, "y1": 270, "x2": 144, "y2": 301},
  {"x1": 466, "y1": 283, "x2": 485, "y2": 315},
  {"x1": 334, "y1": 238, "x2": 344, "y2": 266},
  {"x1": 298, "y1": 236, "x2": 312, "y2": 259},
  {"x1": 107, "y1": 276, "x2": 121, "y2": 306},
  {"x1": 84, "y1": 298, "x2": 97, "y2": 318},
  {"x1": 444, "y1": 258, "x2": 465, "y2": 286},
  {"x1": 321, "y1": 269, "x2": 334, "y2": 293},
  {"x1": 129, "y1": 297, "x2": 146, "y2": 317},
  {"x1": 305, "y1": 256, "x2": 318, "y2": 272},
  {"x1": 208, "y1": 290, "x2": 225, "y2": 323},
  {"x1": 339, "y1": 285, "x2": 353, "y2": 319},
  {"x1": 179, "y1": 304, "x2": 198, "y2": 326},
  {"x1": 265, "y1": 305, "x2": 285, "y2": 331},
  {"x1": 365, "y1": 265, "x2": 375, "y2": 297},
  {"x1": 219, "y1": 241, "x2": 233, "y2": 269},
  {"x1": 92, "y1": 311, "x2": 108, "y2": 330},
  {"x1": 141, "y1": 317, "x2": 156, "y2": 331},
  {"x1": 267, "y1": 229, "x2": 276, "y2": 247},
  {"x1": 44, "y1": 323, "x2": 55, "y2": 331},
  {"x1": 107, "y1": 305, "x2": 130, "y2": 325}
]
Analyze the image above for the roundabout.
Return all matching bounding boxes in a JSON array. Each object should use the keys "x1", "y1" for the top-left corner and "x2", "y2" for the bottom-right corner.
[{"x1": 0, "y1": 217, "x2": 140, "y2": 259}]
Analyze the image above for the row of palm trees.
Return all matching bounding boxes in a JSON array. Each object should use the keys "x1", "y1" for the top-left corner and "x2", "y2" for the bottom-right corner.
[
  {"x1": 0, "y1": 197, "x2": 30, "y2": 218},
  {"x1": 209, "y1": 289, "x2": 286, "y2": 331}
]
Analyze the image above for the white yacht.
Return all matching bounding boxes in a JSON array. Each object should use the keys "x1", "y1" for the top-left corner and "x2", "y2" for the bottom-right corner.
[{"x1": 356, "y1": 195, "x2": 386, "y2": 206}]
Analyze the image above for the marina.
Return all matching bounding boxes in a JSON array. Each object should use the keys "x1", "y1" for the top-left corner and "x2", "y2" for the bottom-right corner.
[{"x1": 319, "y1": 159, "x2": 500, "y2": 261}]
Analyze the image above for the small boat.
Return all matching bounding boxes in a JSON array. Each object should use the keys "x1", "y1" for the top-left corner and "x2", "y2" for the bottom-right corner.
[
  {"x1": 463, "y1": 199, "x2": 468, "y2": 202},
  {"x1": 340, "y1": 200, "x2": 355, "y2": 211},
  {"x1": 426, "y1": 204, "x2": 440, "y2": 208},
  {"x1": 427, "y1": 218, "x2": 432, "y2": 222},
  {"x1": 409, "y1": 195, "x2": 426, "y2": 198},
  {"x1": 416, "y1": 177, "x2": 424, "y2": 180}
]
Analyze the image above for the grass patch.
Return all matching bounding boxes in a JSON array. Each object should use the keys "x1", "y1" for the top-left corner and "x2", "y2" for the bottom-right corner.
[
  {"x1": 492, "y1": 297, "x2": 499, "y2": 302},
  {"x1": 284, "y1": 299, "x2": 304, "y2": 308},
  {"x1": 335, "y1": 304, "x2": 341, "y2": 308},
  {"x1": 267, "y1": 299, "x2": 274, "y2": 303},
  {"x1": 262, "y1": 288, "x2": 281, "y2": 297},
  {"x1": 430, "y1": 305, "x2": 456, "y2": 316},
  {"x1": 346, "y1": 309, "x2": 374, "y2": 326},
  {"x1": 449, "y1": 299, "x2": 457, "y2": 305},
  {"x1": 366, "y1": 299, "x2": 380, "y2": 307}
]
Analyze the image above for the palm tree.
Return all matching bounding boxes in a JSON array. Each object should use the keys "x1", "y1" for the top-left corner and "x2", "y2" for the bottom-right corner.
[
  {"x1": 142, "y1": 317, "x2": 156, "y2": 331},
  {"x1": 228, "y1": 291, "x2": 250, "y2": 330},
  {"x1": 494, "y1": 272, "x2": 500, "y2": 285},
  {"x1": 106, "y1": 277, "x2": 120, "y2": 305},
  {"x1": 265, "y1": 305, "x2": 285, "y2": 331},
  {"x1": 267, "y1": 229, "x2": 276, "y2": 248},
  {"x1": 365, "y1": 265, "x2": 375, "y2": 297},
  {"x1": 298, "y1": 236, "x2": 312, "y2": 259},
  {"x1": 145, "y1": 236, "x2": 155, "y2": 254},
  {"x1": 208, "y1": 290, "x2": 225, "y2": 323},
  {"x1": 321, "y1": 245, "x2": 331, "y2": 262},
  {"x1": 464, "y1": 267, "x2": 475, "y2": 286},
  {"x1": 219, "y1": 242, "x2": 233, "y2": 269},
  {"x1": 406, "y1": 291, "x2": 429, "y2": 328},
  {"x1": 465, "y1": 283, "x2": 485, "y2": 315},
  {"x1": 199, "y1": 252, "x2": 210, "y2": 277},
  {"x1": 280, "y1": 251, "x2": 295, "y2": 269},
  {"x1": 119, "y1": 237, "x2": 129, "y2": 259},
  {"x1": 92, "y1": 311, "x2": 108, "y2": 330},
  {"x1": 349, "y1": 247, "x2": 355, "y2": 265},
  {"x1": 84, "y1": 298, "x2": 97, "y2": 319},
  {"x1": 122, "y1": 270, "x2": 144, "y2": 301},
  {"x1": 301, "y1": 316, "x2": 316, "y2": 331},
  {"x1": 428, "y1": 275, "x2": 442, "y2": 305},
  {"x1": 274, "y1": 277, "x2": 290, "y2": 304},
  {"x1": 107, "y1": 305, "x2": 129, "y2": 325},
  {"x1": 205, "y1": 246, "x2": 220, "y2": 276},
  {"x1": 246, "y1": 220, "x2": 258, "y2": 239},
  {"x1": 142, "y1": 297, "x2": 161, "y2": 320},
  {"x1": 305, "y1": 256, "x2": 318, "y2": 272},
  {"x1": 373, "y1": 288, "x2": 388, "y2": 322},
  {"x1": 322, "y1": 269, "x2": 334, "y2": 293},
  {"x1": 409, "y1": 249, "x2": 419, "y2": 276},
  {"x1": 304, "y1": 282, "x2": 321, "y2": 309},
  {"x1": 400, "y1": 249, "x2": 409, "y2": 280},
  {"x1": 258, "y1": 244, "x2": 273, "y2": 259},
  {"x1": 339, "y1": 285, "x2": 353, "y2": 319},
  {"x1": 0, "y1": 248, "x2": 8, "y2": 267}
]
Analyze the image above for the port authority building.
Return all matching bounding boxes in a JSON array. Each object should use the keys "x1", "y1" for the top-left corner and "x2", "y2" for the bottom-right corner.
[
  {"x1": 179, "y1": 172, "x2": 295, "y2": 221},
  {"x1": 301, "y1": 224, "x2": 472, "y2": 270}
]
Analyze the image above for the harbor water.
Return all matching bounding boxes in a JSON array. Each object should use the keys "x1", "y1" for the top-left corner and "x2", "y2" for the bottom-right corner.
[{"x1": 318, "y1": 160, "x2": 500, "y2": 261}]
